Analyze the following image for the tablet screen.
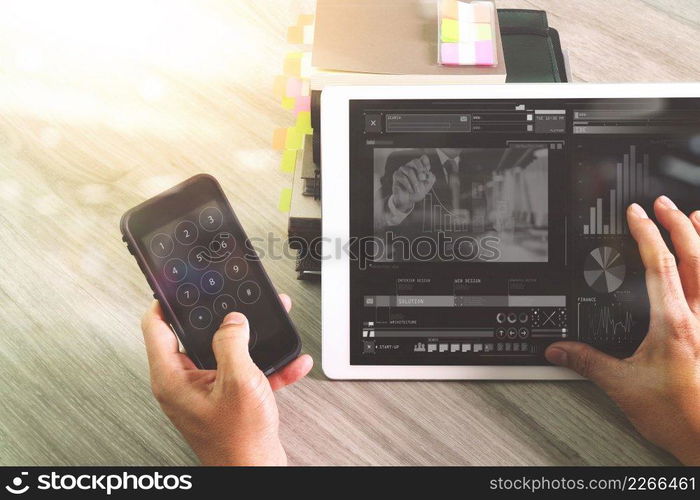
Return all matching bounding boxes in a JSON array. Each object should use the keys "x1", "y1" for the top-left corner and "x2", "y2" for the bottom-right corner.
[{"x1": 348, "y1": 97, "x2": 700, "y2": 365}]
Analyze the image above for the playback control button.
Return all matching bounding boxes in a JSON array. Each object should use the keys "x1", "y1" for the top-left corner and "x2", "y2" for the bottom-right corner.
[{"x1": 238, "y1": 281, "x2": 261, "y2": 304}]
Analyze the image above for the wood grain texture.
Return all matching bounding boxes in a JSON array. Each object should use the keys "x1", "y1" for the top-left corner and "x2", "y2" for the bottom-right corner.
[{"x1": 0, "y1": 0, "x2": 695, "y2": 466}]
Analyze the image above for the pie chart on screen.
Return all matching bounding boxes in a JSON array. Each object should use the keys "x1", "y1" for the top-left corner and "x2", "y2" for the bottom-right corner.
[{"x1": 584, "y1": 246, "x2": 626, "y2": 293}]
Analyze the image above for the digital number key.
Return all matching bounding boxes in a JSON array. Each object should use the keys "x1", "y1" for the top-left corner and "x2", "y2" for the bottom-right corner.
[
  {"x1": 201, "y1": 270, "x2": 224, "y2": 294},
  {"x1": 225, "y1": 257, "x2": 248, "y2": 281},
  {"x1": 176, "y1": 282, "x2": 199, "y2": 306},
  {"x1": 175, "y1": 220, "x2": 198, "y2": 245},
  {"x1": 188, "y1": 245, "x2": 210, "y2": 271},
  {"x1": 214, "y1": 294, "x2": 237, "y2": 316},
  {"x1": 199, "y1": 206, "x2": 223, "y2": 231},
  {"x1": 150, "y1": 233, "x2": 174, "y2": 258},
  {"x1": 164, "y1": 258, "x2": 187, "y2": 283}
]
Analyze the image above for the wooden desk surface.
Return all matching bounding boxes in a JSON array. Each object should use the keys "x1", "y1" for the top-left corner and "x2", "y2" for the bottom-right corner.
[{"x1": 1, "y1": 0, "x2": 698, "y2": 465}]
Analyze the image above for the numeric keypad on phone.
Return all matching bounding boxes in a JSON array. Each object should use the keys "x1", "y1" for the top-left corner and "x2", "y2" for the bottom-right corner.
[{"x1": 150, "y1": 205, "x2": 263, "y2": 332}]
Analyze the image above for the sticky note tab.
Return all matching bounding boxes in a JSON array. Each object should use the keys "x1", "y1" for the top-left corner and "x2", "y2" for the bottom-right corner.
[
  {"x1": 278, "y1": 188, "x2": 292, "y2": 212},
  {"x1": 440, "y1": 43, "x2": 459, "y2": 65},
  {"x1": 284, "y1": 52, "x2": 302, "y2": 77},
  {"x1": 287, "y1": 26, "x2": 303, "y2": 44},
  {"x1": 298, "y1": 14, "x2": 314, "y2": 26},
  {"x1": 284, "y1": 127, "x2": 304, "y2": 150},
  {"x1": 280, "y1": 149, "x2": 297, "y2": 173},
  {"x1": 475, "y1": 23, "x2": 492, "y2": 40},
  {"x1": 475, "y1": 40, "x2": 494, "y2": 65},
  {"x1": 272, "y1": 128, "x2": 287, "y2": 150},
  {"x1": 281, "y1": 96, "x2": 296, "y2": 110},
  {"x1": 457, "y1": 1, "x2": 474, "y2": 23},
  {"x1": 273, "y1": 75, "x2": 287, "y2": 100},
  {"x1": 295, "y1": 111, "x2": 312, "y2": 135},
  {"x1": 286, "y1": 77, "x2": 303, "y2": 98},
  {"x1": 294, "y1": 95, "x2": 311, "y2": 113},
  {"x1": 441, "y1": 18, "x2": 459, "y2": 42},
  {"x1": 441, "y1": 0, "x2": 458, "y2": 19},
  {"x1": 472, "y1": 1, "x2": 493, "y2": 23}
]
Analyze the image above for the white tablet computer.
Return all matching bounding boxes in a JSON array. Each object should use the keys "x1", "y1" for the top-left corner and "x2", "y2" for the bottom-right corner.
[{"x1": 321, "y1": 83, "x2": 700, "y2": 379}]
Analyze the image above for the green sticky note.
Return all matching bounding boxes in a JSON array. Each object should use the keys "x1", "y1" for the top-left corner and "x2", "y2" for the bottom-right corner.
[
  {"x1": 476, "y1": 23, "x2": 492, "y2": 40},
  {"x1": 281, "y1": 96, "x2": 296, "y2": 110},
  {"x1": 441, "y1": 18, "x2": 459, "y2": 42},
  {"x1": 280, "y1": 149, "x2": 297, "y2": 173},
  {"x1": 278, "y1": 187, "x2": 292, "y2": 212},
  {"x1": 284, "y1": 127, "x2": 304, "y2": 149},
  {"x1": 295, "y1": 111, "x2": 312, "y2": 134}
]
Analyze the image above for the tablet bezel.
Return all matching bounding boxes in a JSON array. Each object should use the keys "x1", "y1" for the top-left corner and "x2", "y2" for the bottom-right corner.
[{"x1": 321, "y1": 82, "x2": 700, "y2": 380}]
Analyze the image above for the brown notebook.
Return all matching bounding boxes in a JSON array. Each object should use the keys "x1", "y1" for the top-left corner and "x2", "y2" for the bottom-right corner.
[{"x1": 311, "y1": 0, "x2": 506, "y2": 88}]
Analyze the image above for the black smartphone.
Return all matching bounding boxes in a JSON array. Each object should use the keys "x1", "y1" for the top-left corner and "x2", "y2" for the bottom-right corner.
[{"x1": 120, "y1": 174, "x2": 301, "y2": 373}]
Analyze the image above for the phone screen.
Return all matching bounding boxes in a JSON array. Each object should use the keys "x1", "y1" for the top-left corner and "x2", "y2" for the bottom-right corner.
[{"x1": 124, "y1": 175, "x2": 300, "y2": 371}]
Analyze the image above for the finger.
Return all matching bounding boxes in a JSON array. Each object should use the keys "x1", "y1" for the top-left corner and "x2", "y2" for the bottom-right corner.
[
  {"x1": 394, "y1": 173, "x2": 413, "y2": 195},
  {"x1": 419, "y1": 154, "x2": 431, "y2": 172},
  {"x1": 267, "y1": 354, "x2": 313, "y2": 391},
  {"x1": 654, "y1": 196, "x2": 700, "y2": 313},
  {"x1": 279, "y1": 293, "x2": 292, "y2": 313},
  {"x1": 545, "y1": 342, "x2": 627, "y2": 392},
  {"x1": 425, "y1": 171, "x2": 436, "y2": 190},
  {"x1": 627, "y1": 204, "x2": 688, "y2": 317},
  {"x1": 691, "y1": 211, "x2": 700, "y2": 236},
  {"x1": 401, "y1": 165, "x2": 422, "y2": 193},
  {"x1": 141, "y1": 300, "x2": 196, "y2": 376},
  {"x1": 211, "y1": 312, "x2": 260, "y2": 389}
]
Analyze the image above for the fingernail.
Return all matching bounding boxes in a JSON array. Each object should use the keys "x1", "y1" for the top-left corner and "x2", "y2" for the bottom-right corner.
[
  {"x1": 658, "y1": 195, "x2": 677, "y2": 210},
  {"x1": 693, "y1": 211, "x2": 700, "y2": 223},
  {"x1": 222, "y1": 312, "x2": 246, "y2": 325},
  {"x1": 545, "y1": 347, "x2": 568, "y2": 366},
  {"x1": 629, "y1": 203, "x2": 648, "y2": 219}
]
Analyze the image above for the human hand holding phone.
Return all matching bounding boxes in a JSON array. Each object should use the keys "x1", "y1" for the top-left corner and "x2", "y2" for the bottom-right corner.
[
  {"x1": 546, "y1": 197, "x2": 700, "y2": 465},
  {"x1": 141, "y1": 296, "x2": 313, "y2": 466}
]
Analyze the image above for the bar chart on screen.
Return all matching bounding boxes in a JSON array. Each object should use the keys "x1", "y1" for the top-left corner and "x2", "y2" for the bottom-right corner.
[{"x1": 576, "y1": 144, "x2": 650, "y2": 237}]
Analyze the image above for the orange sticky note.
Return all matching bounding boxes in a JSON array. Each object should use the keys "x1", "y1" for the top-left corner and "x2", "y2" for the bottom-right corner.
[
  {"x1": 272, "y1": 128, "x2": 287, "y2": 150},
  {"x1": 441, "y1": 0, "x2": 458, "y2": 19}
]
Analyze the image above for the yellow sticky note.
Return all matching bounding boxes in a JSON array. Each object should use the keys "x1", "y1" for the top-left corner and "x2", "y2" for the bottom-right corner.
[
  {"x1": 284, "y1": 127, "x2": 303, "y2": 150},
  {"x1": 280, "y1": 149, "x2": 297, "y2": 173},
  {"x1": 272, "y1": 128, "x2": 287, "y2": 150},
  {"x1": 284, "y1": 52, "x2": 302, "y2": 77},
  {"x1": 273, "y1": 75, "x2": 287, "y2": 100},
  {"x1": 287, "y1": 25, "x2": 303, "y2": 44},
  {"x1": 295, "y1": 111, "x2": 312, "y2": 134},
  {"x1": 298, "y1": 14, "x2": 314, "y2": 26},
  {"x1": 281, "y1": 96, "x2": 296, "y2": 110},
  {"x1": 441, "y1": 18, "x2": 459, "y2": 42},
  {"x1": 278, "y1": 187, "x2": 292, "y2": 212},
  {"x1": 476, "y1": 23, "x2": 492, "y2": 40}
]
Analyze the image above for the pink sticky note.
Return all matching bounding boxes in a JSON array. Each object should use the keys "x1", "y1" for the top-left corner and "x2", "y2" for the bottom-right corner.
[
  {"x1": 294, "y1": 95, "x2": 311, "y2": 112},
  {"x1": 472, "y1": 2, "x2": 492, "y2": 23},
  {"x1": 440, "y1": 43, "x2": 459, "y2": 65},
  {"x1": 475, "y1": 40, "x2": 493, "y2": 65},
  {"x1": 286, "y1": 77, "x2": 303, "y2": 98}
]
